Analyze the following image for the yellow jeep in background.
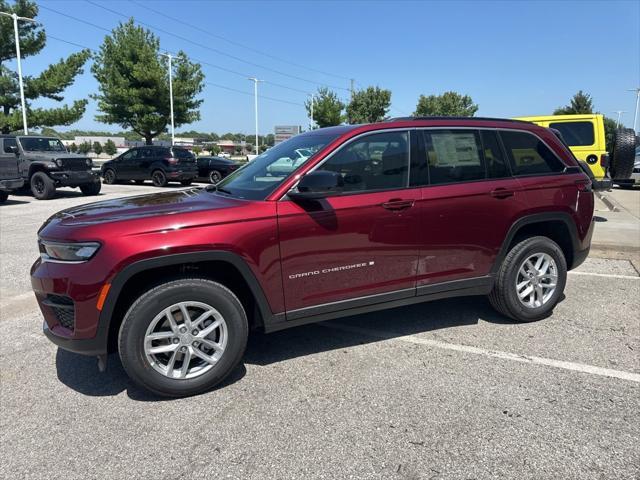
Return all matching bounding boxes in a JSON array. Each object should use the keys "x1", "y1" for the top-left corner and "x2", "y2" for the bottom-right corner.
[{"x1": 516, "y1": 114, "x2": 637, "y2": 181}]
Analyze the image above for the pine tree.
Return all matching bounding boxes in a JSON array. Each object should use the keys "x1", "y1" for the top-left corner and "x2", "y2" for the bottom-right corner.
[
  {"x1": 0, "y1": 0, "x2": 90, "y2": 133},
  {"x1": 554, "y1": 91, "x2": 594, "y2": 115}
]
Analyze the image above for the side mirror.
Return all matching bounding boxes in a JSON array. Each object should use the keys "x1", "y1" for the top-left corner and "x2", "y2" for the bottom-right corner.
[
  {"x1": 288, "y1": 170, "x2": 344, "y2": 200},
  {"x1": 9, "y1": 145, "x2": 19, "y2": 155}
]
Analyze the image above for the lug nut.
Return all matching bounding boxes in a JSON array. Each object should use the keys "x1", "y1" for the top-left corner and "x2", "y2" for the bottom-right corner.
[
  {"x1": 192, "y1": 330, "x2": 199, "y2": 336},
  {"x1": 179, "y1": 327, "x2": 187, "y2": 333},
  {"x1": 180, "y1": 346, "x2": 187, "y2": 352},
  {"x1": 173, "y1": 338, "x2": 179, "y2": 344},
  {"x1": 193, "y1": 341, "x2": 200, "y2": 347}
]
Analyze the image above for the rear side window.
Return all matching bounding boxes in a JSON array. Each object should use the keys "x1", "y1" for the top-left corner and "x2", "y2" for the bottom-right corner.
[
  {"x1": 172, "y1": 148, "x2": 194, "y2": 159},
  {"x1": 500, "y1": 130, "x2": 565, "y2": 176},
  {"x1": 548, "y1": 121, "x2": 594, "y2": 146},
  {"x1": 424, "y1": 130, "x2": 485, "y2": 184},
  {"x1": 3, "y1": 138, "x2": 17, "y2": 153}
]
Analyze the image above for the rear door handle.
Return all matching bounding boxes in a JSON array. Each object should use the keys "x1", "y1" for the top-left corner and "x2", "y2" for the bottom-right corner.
[
  {"x1": 490, "y1": 188, "x2": 514, "y2": 199},
  {"x1": 381, "y1": 199, "x2": 415, "y2": 211}
]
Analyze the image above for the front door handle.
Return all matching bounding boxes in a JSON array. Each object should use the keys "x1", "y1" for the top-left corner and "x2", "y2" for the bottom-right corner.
[
  {"x1": 382, "y1": 199, "x2": 415, "y2": 211},
  {"x1": 490, "y1": 188, "x2": 514, "y2": 199}
]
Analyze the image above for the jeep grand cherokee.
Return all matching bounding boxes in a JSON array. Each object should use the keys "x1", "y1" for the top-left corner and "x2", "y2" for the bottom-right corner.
[{"x1": 31, "y1": 117, "x2": 595, "y2": 397}]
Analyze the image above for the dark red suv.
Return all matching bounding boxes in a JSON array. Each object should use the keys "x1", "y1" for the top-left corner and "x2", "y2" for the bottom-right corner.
[{"x1": 32, "y1": 118, "x2": 595, "y2": 397}]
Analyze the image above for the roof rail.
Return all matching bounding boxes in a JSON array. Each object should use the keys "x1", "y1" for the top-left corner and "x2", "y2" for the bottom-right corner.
[{"x1": 386, "y1": 116, "x2": 533, "y2": 124}]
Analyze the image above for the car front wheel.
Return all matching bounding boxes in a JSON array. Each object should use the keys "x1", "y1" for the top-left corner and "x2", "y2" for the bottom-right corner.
[
  {"x1": 118, "y1": 278, "x2": 248, "y2": 397},
  {"x1": 30, "y1": 172, "x2": 56, "y2": 200},
  {"x1": 80, "y1": 181, "x2": 101, "y2": 196},
  {"x1": 488, "y1": 236, "x2": 567, "y2": 322},
  {"x1": 209, "y1": 170, "x2": 222, "y2": 184},
  {"x1": 0, "y1": 191, "x2": 8, "y2": 203}
]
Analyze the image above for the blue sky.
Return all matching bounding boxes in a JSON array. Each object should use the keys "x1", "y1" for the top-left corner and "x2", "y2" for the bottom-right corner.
[{"x1": 11, "y1": 0, "x2": 640, "y2": 134}]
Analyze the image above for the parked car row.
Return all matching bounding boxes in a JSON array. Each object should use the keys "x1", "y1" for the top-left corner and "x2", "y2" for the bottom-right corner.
[{"x1": 100, "y1": 145, "x2": 241, "y2": 187}]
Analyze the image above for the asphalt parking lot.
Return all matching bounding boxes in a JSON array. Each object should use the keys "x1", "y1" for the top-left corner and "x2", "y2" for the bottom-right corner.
[{"x1": 1, "y1": 184, "x2": 639, "y2": 479}]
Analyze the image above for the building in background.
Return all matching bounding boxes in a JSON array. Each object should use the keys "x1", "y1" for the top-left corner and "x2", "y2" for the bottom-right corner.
[{"x1": 274, "y1": 125, "x2": 301, "y2": 144}]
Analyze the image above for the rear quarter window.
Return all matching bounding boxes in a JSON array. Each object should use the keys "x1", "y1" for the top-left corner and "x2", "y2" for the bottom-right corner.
[
  {"x1": 500, "y1": 130, "x2": 565, "y2": 176},
  {"x1": 548, "y1": 121, "x2": 595, "y2": 147},
  {"x1": 172, "y1": 148, "x2": 194, "y2": 159}
]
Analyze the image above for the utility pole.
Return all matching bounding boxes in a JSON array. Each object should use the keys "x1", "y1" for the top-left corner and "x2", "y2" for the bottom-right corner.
[
  {"x1": 1, "y1": 11, "x2": 37, "y2": 135},
  {"x1": 350, "y1": 78, "x2": 355, "y2": 98},
  {"x1": 159, "y1": 52, "x2": 175, "y2": 145},
  {"x1": 308, "y1": 93, "x2": 314, "y2": 129},
  {"x1": 613, "y1": 111, "x2": 626, "y2": 128},
  {"x1": 629, "y1": 88, "x2": 640, "y2": 133},
  {"x1": 248, "y1": 77, "x2": 263, "y2": 155}
]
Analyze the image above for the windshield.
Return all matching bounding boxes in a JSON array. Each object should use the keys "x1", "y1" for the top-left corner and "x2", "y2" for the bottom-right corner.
[
  {"x1": 18, "y1": 137, "x2": 67, "y2": 152},
  {"x1": 214, "y1": 132, "x2": 341, "y2": 200}
]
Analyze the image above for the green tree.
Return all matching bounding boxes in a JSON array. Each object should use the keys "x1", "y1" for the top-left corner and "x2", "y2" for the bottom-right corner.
[
  {"x1": 69, "y1": 142, "x2": 77, "y2": 153},
  {"x1": 414, "y1": 91, "x2": 478, "y2": 117},
  {"x1": 554, "y1": 90, "x2": 594, "y2": 115},
  {"x1": 103, "y1": 139, "x2": 117, "y2": 156},
  {"x1": 346, "y1": 86, "x2": 391, "y2": 124},
  {"x1": 306, "y1": 87, "x2": 344, "y2": 128},
  {"x1": 0, "y1": 0, "x2": 90, "y2": 134},
  {"x1": 205, "y1": 144, "x2": 220, "y2": 155},
  {"x1": 603, "y1": 116, "x2": 618, "y2": 154},
  {"x1": 92, "y1": 20, "x2": 205, "y2": 145},
  {"x1": 92, "y1": 141, "x2": 103, "y2": 155},
  {"x1": 77, "y1": 141, "x2": 91, "y2": 154},
  {"x1": 192, "y1": 145, "x2": 202, "y2": 156}
]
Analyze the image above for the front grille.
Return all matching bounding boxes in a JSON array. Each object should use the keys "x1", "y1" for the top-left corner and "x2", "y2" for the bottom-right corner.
[
  {"x1": 45, "y1": 294, "x2": 75, "y2": 331},
  {"x1": 61, "y1": 158, "x2": 89, "y2": 171}
]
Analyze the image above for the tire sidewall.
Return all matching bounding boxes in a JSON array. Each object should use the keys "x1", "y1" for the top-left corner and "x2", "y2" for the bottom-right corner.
[
  {"x1": 103, "y1": 169, "x2": 116, "y2": 184},
  {"x1": 210, "y1": 170, "x2": 222, "y2": 183},
  {"x1": 152, "y1": 170, "x2": 167, "y2": 187},
  {"x1": 503, "y1": 239, "x2": 567, "y2": 321},
  {"x1": 0, "y1": 190, "x2": 8, "y2": 203},
  {"x1": 119, "y1": 279, "x2": 248, "y2": 397},
  {"x1": 30, "y1": 172, "x2": 55, "y2": 200}
]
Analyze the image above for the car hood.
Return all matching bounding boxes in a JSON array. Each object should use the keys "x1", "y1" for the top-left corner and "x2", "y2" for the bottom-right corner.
[{"x1": 42, "y1": 188, "x2": 242, "y2": 227}]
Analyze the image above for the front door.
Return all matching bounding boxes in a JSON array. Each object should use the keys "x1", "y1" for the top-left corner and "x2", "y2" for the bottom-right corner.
[
  {"x1": 118, "y1": 148, "x2": 139, "y2": 180},
  {"x1": 277, "y1": 130, "x2": 422, "y2": 315}
]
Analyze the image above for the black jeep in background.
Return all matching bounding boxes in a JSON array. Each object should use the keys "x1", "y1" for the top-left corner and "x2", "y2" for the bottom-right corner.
[
  {"x1": 0, "y1": 136, "x2": 25, "y2": 203},
  {"x1": 101, "y1": 145, "x2": 198, "y2": 187},
  {"x1": 3, "y1": 135, "x2": 101, "y2": 200}
]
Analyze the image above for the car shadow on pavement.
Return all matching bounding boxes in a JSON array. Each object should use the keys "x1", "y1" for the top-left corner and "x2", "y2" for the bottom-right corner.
[
  {"x1": 244, "y1": 296, "x2": 517, "y2": 367},
  {"x1": 55, "y1": 348, "x2": 247, "y2": 401}
]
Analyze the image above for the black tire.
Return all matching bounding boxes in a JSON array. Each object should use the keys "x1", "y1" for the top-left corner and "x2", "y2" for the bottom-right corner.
[
  {"x1": 80, "y1": 181, "x2": 101, "y2": 196},
  {"x1": 151, "y1": 169, "x2": 168, "y2": 187},
  {"x1": 488, "y1": 236, "x2": 567, "y2": 322},
  {"x1": 180, "y1": 179, "x2": 193, "y2": 186},
  {"x1": 118, "y1": 278, "x2": 248, "y2": 398},
  {"x1": 610, "y1": 128, "x2": 636, "y2": 179},
  {"x1": 209, "y1": 170, "x2": 222, "y2": 184},
  {"x1": 103, "y1": 168, "x2": 117, "y2": 185},
  {"x1": 30, "y1": 172, "x2": 56, "y2": 200},
  {"x1": 0, "y1": 191, "x2": 8, "y2": 203}
]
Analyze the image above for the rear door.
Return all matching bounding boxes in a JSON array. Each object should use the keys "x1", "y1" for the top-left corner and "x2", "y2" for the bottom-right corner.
[
  {"x1": 0, "y1": 138, "x2": 20, "y2": 180},
  {"x1": 415, "y1": 128, "x2": 526, "y2": 288},
  {"x1": 277, "y1": 130, "x2": 423, "y2": 314},
  {"x1": 136, "y1": 147, "x2": 155, "y2": 179}
]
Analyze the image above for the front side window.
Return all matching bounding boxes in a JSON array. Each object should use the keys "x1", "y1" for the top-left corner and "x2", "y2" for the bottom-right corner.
[
  {"x1": 316, "y1": 131, "x2": 409, "y2": 193},
  {"x1": 215, "y1": 131, "x2": 342, "y2": 200},
  {"x1": 549, "y1": 121, "x2": 595, "y2": 146},
  {"x1": 500, "y1": 130, "x2": 565, "y2": 176},
  {"x1": 424, "y1": 130, "x2": 485, "y2": 184},
  {"x1": 122, "y1": 149, "x2": 138, "y2": 161}
]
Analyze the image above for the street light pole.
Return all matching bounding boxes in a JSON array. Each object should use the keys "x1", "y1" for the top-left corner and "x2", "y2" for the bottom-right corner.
[
  {"x1": 629, "y1": 88, "x2": 640, "y2": 133},
  {"x1": 248, "y1": 77, "x2": 263, "y2": 155},
  {"x1": 613, "y1": 110, "x2": 626, "y2": 128},
  {"x1": 160, "y1": 52, "x2": 175, "y2": 146},
  {"x1": 1, "y1": 11, "x2": 37, "y2": 135}
]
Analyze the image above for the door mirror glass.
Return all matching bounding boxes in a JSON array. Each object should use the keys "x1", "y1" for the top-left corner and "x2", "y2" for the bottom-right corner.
[
  {"x1": 288, "y1": 171, "x2": 344, "y2": 200},
  {"x1": 9, "y1": 145, "x2": 19, "y2": 155}
]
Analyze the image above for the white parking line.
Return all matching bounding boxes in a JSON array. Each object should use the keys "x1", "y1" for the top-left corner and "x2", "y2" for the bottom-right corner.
[
  {"x1": 569, "y1": 271, "x2": 639, "y2": 280},
  {"x1": 323, "y1": 323, "x2": 640, "y2": 384}
]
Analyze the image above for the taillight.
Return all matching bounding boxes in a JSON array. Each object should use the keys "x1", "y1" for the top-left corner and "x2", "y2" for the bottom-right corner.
[
  {"x1": 164, "y1": 157, "x2": 178, "y2": 165},
  {"x1": 600, "y1": 154, "x2": 609, "y2": 168},
  {"x1": 575, "y1": 178, "x2": 592, "y2": 192}
]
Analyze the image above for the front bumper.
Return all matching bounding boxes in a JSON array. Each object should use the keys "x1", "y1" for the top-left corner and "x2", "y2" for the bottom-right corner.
[
  {"x1": 0, "y1": 177, "x2": 24, "y2": 191},
  {"x1": 49, "y1": 170, "x2": 100, "y2": 187}
]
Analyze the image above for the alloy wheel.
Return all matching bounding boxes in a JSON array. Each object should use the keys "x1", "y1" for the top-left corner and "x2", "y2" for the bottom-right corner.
[
  {"x1": 515, "y1": 253, "x2": 558, "y2": 308},
  {"x1": 143, "y1": 301, "x2": 228, "y2": 379}
]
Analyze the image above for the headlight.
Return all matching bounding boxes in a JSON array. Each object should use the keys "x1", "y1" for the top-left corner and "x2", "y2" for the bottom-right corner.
[
  {"x1": 55, "y1": 159, "x2": 63, "y2": 167},
  {"x1": 39, "y1": 240, "x2": 100, "y2": 262}
]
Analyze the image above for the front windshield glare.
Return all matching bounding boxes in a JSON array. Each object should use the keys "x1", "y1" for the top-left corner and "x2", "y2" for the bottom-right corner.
[
  {"x1": 19, "y1": 137, "x2": 66, "y2": 152},
  {"x1": 215, "y1": 133, "x2": 340, "y2": 200}
]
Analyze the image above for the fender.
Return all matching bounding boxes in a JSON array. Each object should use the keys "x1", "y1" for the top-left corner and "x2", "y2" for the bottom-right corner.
[
  {"x1": 491, "y1": 212, "x2": 583, "y2": 274},
  {"x1": 97, "y1": 250, "x2": 279, "y2": 345}
]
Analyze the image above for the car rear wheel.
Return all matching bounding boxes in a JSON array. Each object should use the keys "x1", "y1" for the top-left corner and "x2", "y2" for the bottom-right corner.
[
  {"x1": 0, "y1": 191, "x2": 8, "y2": 203},
  {"x1": 30, "y1": 172, "x2": 56, "y2": 200},
  {"x1": 118, "y1": 278, "x2": 248, "y2": 397},
  {"x1": 209, "y1": 170, "x2": 222, "y2": 184},
  {"x1": 488, "y1": 236, "x2": 567, "y2": 322},
  {"x1": 103, "y1": 168, "x2": 117, "y2": 185},
  {"x1": 80, "y1": 181, "x2": 101, "y2": 196},
  {"x1": 151, "y1": 170, "x2": 168, "y2": 187}
]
